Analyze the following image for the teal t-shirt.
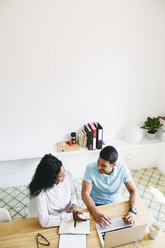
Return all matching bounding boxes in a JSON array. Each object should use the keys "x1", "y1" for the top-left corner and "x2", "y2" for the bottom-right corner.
[{"x1": 83, "y1": 162, "x2": 132, "y2": 205}]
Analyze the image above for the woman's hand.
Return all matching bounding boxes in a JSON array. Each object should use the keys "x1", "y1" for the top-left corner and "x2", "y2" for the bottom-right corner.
[
  {"x1": 73, "y1": 211, "x2": 90, "y2": 222},
  {"x1": 66, "y1": 204, "x2": 77, "y2": 213}
]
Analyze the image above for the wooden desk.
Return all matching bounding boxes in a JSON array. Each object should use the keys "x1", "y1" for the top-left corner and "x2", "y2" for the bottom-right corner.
[{"x1": 0, "y1": 199, "x2": 165, "y2": 248}]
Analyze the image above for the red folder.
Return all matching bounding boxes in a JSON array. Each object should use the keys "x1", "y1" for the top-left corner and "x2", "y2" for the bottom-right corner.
[{"x1": 88, "y1": 123, "x2": 97, "y2": 150}]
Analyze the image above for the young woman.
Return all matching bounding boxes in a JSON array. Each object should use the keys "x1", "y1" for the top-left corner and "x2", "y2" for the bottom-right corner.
[{"x1": 29, "y1": 154, "x2": 87, "y2": 228}]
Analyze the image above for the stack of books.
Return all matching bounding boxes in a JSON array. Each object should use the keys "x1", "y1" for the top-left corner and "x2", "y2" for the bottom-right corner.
[
  {"x1": 78, "y1": 122, "x2": 103, "y2": 151},
  {"x1": 78, "y1": 130, "x2": 88, "y2": 148}
]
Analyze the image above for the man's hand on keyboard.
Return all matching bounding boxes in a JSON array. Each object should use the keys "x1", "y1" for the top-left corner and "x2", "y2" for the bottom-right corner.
[
  {"x1": 122, "y1": 211, "x2": 135, "y2": 224},
  {"x1": 93, "y1": 211, "x2": 111, "y2": 226}
]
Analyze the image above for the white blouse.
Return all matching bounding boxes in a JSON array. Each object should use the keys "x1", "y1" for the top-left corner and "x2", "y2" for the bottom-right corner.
[{"x1": 36, "y1": 170, "x2": 78, "y2": 228}]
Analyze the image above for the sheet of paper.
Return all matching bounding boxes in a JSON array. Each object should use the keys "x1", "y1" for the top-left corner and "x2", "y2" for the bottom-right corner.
[
  {"x1": 59, "y1": 220, "x2": 74, "y2": 233},
  {"x1": 58, "y1": 234, "x2": 86, "y2": 248},
  {"x1": 74, "y1": 218, "x2": 90, "y2": 234}
]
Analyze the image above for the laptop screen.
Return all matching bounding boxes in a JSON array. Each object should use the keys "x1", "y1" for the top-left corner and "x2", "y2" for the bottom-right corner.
[
  {"x1": 104, "y1": 224, "x2": 147, "y2": 248},
  {"x1": 101, "y1": 224, "x2": 132, "y2": 241}
]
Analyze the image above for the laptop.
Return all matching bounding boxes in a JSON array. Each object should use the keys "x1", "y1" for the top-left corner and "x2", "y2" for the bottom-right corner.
[{"x1": 95, "y1": 217, "x2": 147, "y2": 248}]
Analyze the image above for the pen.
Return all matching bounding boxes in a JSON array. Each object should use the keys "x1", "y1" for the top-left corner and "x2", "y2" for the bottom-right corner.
[{"x1": 74, "y1": 219, "x2": 76, "y2": 228}]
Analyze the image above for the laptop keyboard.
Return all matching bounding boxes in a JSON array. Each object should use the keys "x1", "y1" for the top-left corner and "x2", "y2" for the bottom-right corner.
[{"x1": 100, "y1": 217, "x2": 133, "y2": 240}]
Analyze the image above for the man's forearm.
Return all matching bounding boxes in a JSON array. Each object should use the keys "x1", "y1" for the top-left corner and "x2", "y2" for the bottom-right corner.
[
  {"x1": 129, "y1": 190, "x2": 137, "y2": 208},
  {"x1": 82, "y1": 193, "x2": 98, "y2": 216}
]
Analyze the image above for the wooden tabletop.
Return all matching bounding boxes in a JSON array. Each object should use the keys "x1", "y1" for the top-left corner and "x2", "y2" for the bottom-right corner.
[{"x1": 0, "y1": 199, "x2": 165, "y2": 248}]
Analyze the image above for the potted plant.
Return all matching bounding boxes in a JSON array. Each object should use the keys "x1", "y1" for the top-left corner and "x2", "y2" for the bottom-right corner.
[{"x1": 141, "y1": 117, "x2": 163, "y2": 140}]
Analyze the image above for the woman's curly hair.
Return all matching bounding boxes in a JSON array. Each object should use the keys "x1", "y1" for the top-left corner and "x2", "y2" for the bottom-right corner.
[{"x1": 28, "y1": 154, "x2": 62, "y2": 198}]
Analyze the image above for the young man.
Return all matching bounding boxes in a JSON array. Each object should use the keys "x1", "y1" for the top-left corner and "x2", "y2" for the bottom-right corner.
[{"x1": 81, "y1": 146, "x2": 138, "y2": 226}]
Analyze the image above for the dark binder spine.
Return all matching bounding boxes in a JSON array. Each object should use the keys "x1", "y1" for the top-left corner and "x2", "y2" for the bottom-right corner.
[
  {"x1": 84, "y1": 124, "x2": 93, "y2": 150},
  {"x1": 94, "y1": 122, "x2": 103, "y2": 149}
]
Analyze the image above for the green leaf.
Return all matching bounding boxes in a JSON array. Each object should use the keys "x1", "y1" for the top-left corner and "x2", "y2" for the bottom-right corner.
[{"x1": 142, "y1": 116, "x2": 162, "y2": 133}]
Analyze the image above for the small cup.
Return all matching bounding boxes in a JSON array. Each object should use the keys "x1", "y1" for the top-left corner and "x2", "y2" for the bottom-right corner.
[
  {"x1": 149, "y1": 221, "x2": 161, "y2": 239},
  {"x1": 71, "y1": 132, "x2": 76, "y2": 144}
]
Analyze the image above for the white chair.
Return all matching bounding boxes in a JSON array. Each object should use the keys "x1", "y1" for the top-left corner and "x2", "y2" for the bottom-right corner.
[
  {"x1": 0, "y1": 208, "x2": 12, "y2": 222},
  {"x1": 28, "y1": 198, "x2": 38, "y2": 218}
]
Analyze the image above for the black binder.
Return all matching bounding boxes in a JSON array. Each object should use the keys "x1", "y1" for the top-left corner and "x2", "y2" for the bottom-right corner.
[
  {"x1": 94, "y1": 122, "x2": 103, "y2": 149},
  {"x1": 84, "y1": 124, "x2": 93, "y2": 150}
]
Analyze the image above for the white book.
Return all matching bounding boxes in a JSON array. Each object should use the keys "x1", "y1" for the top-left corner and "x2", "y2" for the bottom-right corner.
[
  {"x1": 82, "y1": 130, "x2": 87, "y2": 147},
  {"x1": 78, "y1": 131, "x2": 84, "y2": 146},
  {"x1": 59, "y1": 212, "x2": 90, "y2": 234},
  {"x1": 58, "y1": 234, "x2": 86, "y2": 248}
]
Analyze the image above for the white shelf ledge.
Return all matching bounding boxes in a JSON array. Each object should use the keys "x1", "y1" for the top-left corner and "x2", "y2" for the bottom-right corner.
[
  {"x1": 0, "y1": 144, "x2": 102, "y2": 162},
  {"x1": 0, "y1": 138, "x2": 164, "y2": 162},
  {"x1": 110, "y1": 137, "x2": 165, "y2": 150}
]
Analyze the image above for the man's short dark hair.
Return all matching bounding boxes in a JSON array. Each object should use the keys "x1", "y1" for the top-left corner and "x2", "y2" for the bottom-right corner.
[{"x1": 100, "y1": 146, "x2": 118, "y2": 164}]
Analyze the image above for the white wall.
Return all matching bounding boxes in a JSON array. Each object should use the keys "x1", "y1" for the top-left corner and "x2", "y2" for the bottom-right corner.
[
  {"x1": 0, "y1": 142, "x2": 164, "y2": 187},
  {"x1": 0, "y1": 151, "x2": 99, "y2": 187},
  {"x1": 0, "y1": 0, "x2": 165, "y2": 186},
  {"x1": 0, "y1": 0, "x2": 165, "y2": 161}
]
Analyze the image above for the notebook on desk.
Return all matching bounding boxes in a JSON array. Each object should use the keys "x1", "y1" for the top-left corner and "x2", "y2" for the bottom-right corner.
[
  {"x1": 58, "y1": 234, "x2": 87, "y2": 248},
  {"x1": 95, "y1": 217, "x2": 147, "y2": 248},
  {"x1": 59, "y1": 212, "x2": 90, "y2": 234}
]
